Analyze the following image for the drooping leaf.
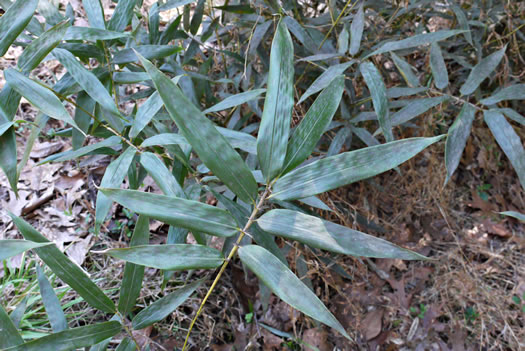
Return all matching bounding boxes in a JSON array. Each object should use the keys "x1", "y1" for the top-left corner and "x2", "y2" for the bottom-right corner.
[
  {"x1": 139, "y1": 152, "x2": 184, "y2": 197},
  {"x1": 106, "y1": 244, "x2": 224, "y2": 270},
  {"x1": 391, "y1": 52, "x2": 420, "y2": 87},
  {"x1": 0, "y1": 0, "x2": 38, "y2": 56},
  {"x1": 480, "y1": 84, "x2": 525, "y2": 105},
  {"x1": 258, "y1": 209, "x2": 427, "y2": 260},
  {"x1": 429, "y1": 42, "x2": 449, "y2": 90},
  {"x1": 484, "y1": 110, "x2": 525, "y2": 190},
  {"x1": 118, "y1": 215, "x2": 150, "y2": 314},
  {"x1": 248, "y1": 20, "x2": 273, "y2": 57},
  {"x1": 40, "y1": 135, "x2": 122, "y2": 164},
  {"x1": 64, "y1": 27, "x2": 129, "y2": 41},
  {"x1": 158, "y1": 0, "x2": 196, "y2": 11},
  {"x1": 18, "y1": 20, "x2": 70, "y2": 73},
  {"x1": 137, "y1": 52, "x2": 257, "y2": 203},
  {"x1": 38, "y1": 0, "x2": 65, "y2": 26},
  {"x1": 349, "y1": 2, "x2": 364, "y2": 56},
  {"x1": 0, "y1": 304, "x2": 23, "y2": 348},
  {"x1": 326, "y1": 127, "x2": 351, "y2": 157},
  {"x1": 297, "y1": 61, "x2": 354, "y2": 105},
  {"x1": 10, "y1": 214, "x2": 116, "y2": 313},
  {"x1": 238, "y1": 245, "x2": 350, "y2": 340},
  {"x1": 500, "y1": 211, "x2": 525, "y2": 222},
  {"x1": 113, "y1": 45, "x2": 181, "y2": 65},
  {"x1": 497, "y1": 108, "x2": 525, "y2": 126},
  {"x1": 72, "y1": 92, "x2": 95, "y2": 149},
  {"x1": 337, "y1": 23, "x2": 349, "y2": 54},
  {"x1": 0, "y1": 240, "x2": 52, "y2": 261},
  {"x1": 4, "y1": 68, "x2": 80, "y2": 131},
  {"x1": 0, "y1": 121, "x2": 18, "y2": 194},
  {"x1": 190, "y1": 0, "x2": 205, "y2": 35},
  {"x1": 271, "y1": 136, "x2": 445, "y2": 200},
  {"x1": 298, "y1": 196, "x2": 333, "y2": 212},
  {"x1": 100, "y1": 188, "x2": 238, "y2": 237},
  {"x1": 95, "y1": 147, "x2": 136, "y2": 234},
  {"x1": 389, "y1": 96, "x2": 449, "y2": 127},
  {"x1": 0, "y1": 121, "x2": 14, "y2": 136},
  {"x1": 444, "y1": 103, "x2": 475, "y2": 184},
  {"x1": 140, "y1": 133, "x2": 189, "y2": 148},
  {"x1": 6, "y1": 321, "x2": 122, "y2": 351},
  {"x1": 451, "y1": 3, "x2": 473, "y2": 45},
  {"x1": 283, "y1": 75, "x2": 345, "y2": 173},
  {"x1": 257, "y1": 20, "x2": 294, "y2": 182},
  {"x1": 132, "y1": 279, "x2": 203, "y2": 329},
  {"x1": 360, "y1": 61, "x2": 392, "y2": 142},
  {"x1": 82, "y1": 0, "x2": 105, "y2": 29},
  {"x1": 36, "y1": 265, "x2": 68, "y2": 333},
  {"x1": 107, "y1": 0, "x2": 136, "y2": 32},
  {"x1": 115, "y1": 338, "x2": 137, "y2": 351},
  {"x1": 460, "y1": 46, "x2": 507, "y2": 96},
  {"x1": 203, "y1": 89, "x2": 266, "y2": 114}
]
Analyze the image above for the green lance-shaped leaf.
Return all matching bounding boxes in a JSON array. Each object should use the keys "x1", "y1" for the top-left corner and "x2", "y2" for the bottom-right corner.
[
  {"x1": 238, "y1": 245, "x2": 351, "y2": 340},
  {"x1": 100, "y1": 188, "x2": 238, "y2": 237},
  {"x1": 391, "y1": 52, "x2": 420, "y2": 87},
  {"x1": 0, "y1": 240, "x2": 52, "y2": 261},
  {"x1": 480, "y1": 84, "x2": 525, "y2": 105},
  {"x1": 136, "y1": 52, "x2": 257, "y2": 203},
  {"x1": 360, "y1": 62, "x2": 392, "y2": 142},
  {"x1": 140, "y1": 133, "x2": 189, "y2": 148},
  {"x1": 72, "y1": 92, "x2": 95, "y2": 149},
  {"x1": 64, "y1": 27, "x2": 130, "y2": 41},
  {"x1": 107, "y1": 0, "x2": 136, "y2": 32},
  {"x1": 271, "y1": 135, "x2": 444, "y2": 200},
  {"x1": 115, "y1": 338, "x2": 136, "y2": 351},
  {"x1": 349, "y1": 2, "x2": 364, "y2": 56},
  {"x1": 0, "y1": 0, "x2": 38, "y2": 56},
  {"x1": 389, "y1": 96, "x2": 449, "y2": 127},
  {"x1": 0, "y1": 114, "x2": 17, "y2": 194},
  {"x1": 139, "y1": 152, "x2": 184, "y2": 197},
  {"x1": 159, "y1": 0, "x2": 196, "y2": 11},
  {"x1": 298, "y1": 61, "x2": 354, "y2": 104},
  {"x1": 497, "y1": 108, "x2": 525, "y2": 126},
  {"x1": 484, "y1": 110, "x2": 525, "y2": 190},
  {"x1": 451, "y1": 3, "x2": 473, "y2": 45},
  {"x1": 118, "y1": 215, "x2": 150, "y2": 314},
  {"x1": 10, "y1": 214, "x2": 116, "y2": 313},
  {"x1": 258, "y1": 209, "x2": 427, "y2": 260},
  {"x1": 429, "y1": 42, "x2": 449, "y2": 90},
  {"x1": 190, "y1": 0, "x2": 205, "y2": 35},
  {"x1": 257, "y1": 19, "x2": 294, "y2": 182},
  {"x1": 52, "y1": 48, "x2": 120, "y2": 117},
  {"x1": 366, "y1": 30, "x2": 465, "y2": 57},
  {"x1": 0, "y1": 304, "x2": 23, "y2": 348},
  {"x1": 338, "y1": 23, "x2": 349, "y2": 54},
  {"x1": 113, "y1": 71, "x2": 150, "y2": 84},
  {"x1": 203, "y1": 89, "x2": 266, "y2": 114},
  {"x1": 216, "y1": 127, "x2": 257, "y2": 155},
  {"x1": 460, "y1": 46, "x2": 507, "y2": 96},
  {"x1": 4, "y1": 68, "x2": 81, "y2": 132},
  {"x1": 0, "y1": 121, "x2": 15, "y2": 136},
  {"x1": 40, "y1": 135, "x2": 122, "y2": 164},
  {"x1": 95, "y1": 147, "x2": 136, "y2": 234},
  {"x1": 82, "y1": 0, "x2": 105, "y2": 29},
  {"x1": 18, "y1": 20, "x2": 70, "y2": 73},
  {"x1": 500, "y1": 211, "x2": 525, "y2": 222},
  {"x1": 283, "y1": 76, "x2": 345, "y2": 173},
  {"x1": 132, "y1": 279, "x2": 203, "y2": 329},
  {"x1": 444, "y1": 104, "x2": 475, "y2": 185},
  {"x1": 106, "y1": 244, "x2": 224, "y2": 270},
  {"x1": 113, "y1": 45, "x2": 181, "y2": 65},
  {"x1": 4, "y1": 321, "x2": 122, "y2": 351},
  {"x1": 36, "y1": 265, "x2": 68, "y2": 333}
]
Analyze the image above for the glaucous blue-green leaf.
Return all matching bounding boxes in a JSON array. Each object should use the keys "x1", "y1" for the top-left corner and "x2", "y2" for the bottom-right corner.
[
  {"x1": 72, "y1": 92, "x2": 95, "y2": 149},
  {"x1": 349, "y1": 2, "x2": 364, "y2": 56},
  {"x1": 132, "y1": 279, "x2": 203, "y2": 329},
  {"x1": 82, "y1": 0, "x2": 105, "y2": 29},
  {"x1": 390, "y1": 96, "x2": 449, "y2": 127},
  {"x1": 271, "y1": 136, "x2": 445, "y2": 200},
  {"x1": 113, "y1": 45, "x2": 181, "y2": 65},
  {"x1": 391, "y1": 52, "x2": 420, "y2": 87},
  {"x1": 140, "y1": 133, "x2": 189, "y2": 148},
  {"x1": 216, "y1": 127, "x2": 257, "y2": 155},
  {"x1": 0, "y1": 123, "x2": 18, "y2": 194},
  {"x1": 113, "y1": 71, "x2": 150, "y2": 84},
  {"x1": 444, "y1": 104, "x2": 475, "y2": 184},
  {"x1": 238, "y1": 245, "x2": 351, "y2": 340},
  {"x1": 18, "y1": 20, "x2": 70, "y2": 73},
  {"x1": 460, "y1": 46, "x2": 507, "y2": 96},
  {"x1": 137, "y1": 52, "x2": 257, "y2": 203},
  {"x1": 118, "y1": 215, "x2": 149, "y2": 314},
  {"x1": 0, "y1": 0, "x2": 38, "y2": 56},
  {"x1": 190, "y1": 0, "x2": 205, "y2": 35},
  {"x1": 484, "y1": 109, "x2": 525, "y2": 190},
  {"x1": 140, "y1": 152, "x2": 184, "y2": 197},
  {"x1": 283, "y1": 75, "x2": 345, "y2": 173},
  {"x1": 115, "y1": 338, "x2": 136, "y2": 351},
  {"x1": 248, "y1": 20, "x2": 273, "y2": 57},
  {"x1": 0, "y1": 304, "x2": 23, "y2": 348},
  {"x1": 5, "y1": 321, "x2": 121, "y2": 351},
  {"x1": 500, "y1": 211, "x2": 525, "y2": 222},
  {"x1": 159, "y1": 0, "x2": 196, "y2": 11},
  {"x1": 259, "y1": 209, "x2": 427, "y2": 260},
  {"x1": 298, "y1": 61, "x2": 354, "y2": 104},
  {"x1": 337, "y1": 23, "x2": 349, "y2": 54},
  {"x1": 4, "y1": 68, "x2": 81, "y2": 132},
  {"x1": 0, "y1": 240, "x2": 52, "y2": 261},
  {"x1": 497, "y1": 108, "x2": 525, "y2": 126},
  {"x1": 257, "y1": 20, "x2": 294, "y2": 182},
  {"x1": 203, "y1": 89, "x2": 266, "y2": 114},
  {"x1": 38, "y1": 0, "x2": 65, "y2": 26},
  {"x1": 429, "y1": 42, "x2": 449, "y2": 90},
  {"x1": 480, "y1": 84, "x2": 525, "y2": 105},
  {"x1": 298, "y1": 196, "x2": 333, "y2": 212},
  {"x1": 10, "y1": 214, "x2": 116, "y2": 313},
  {"x1": 451, "y1": 3, "x2": 472, "y2": 45},
  {"x1": 95, "y1": 147, "x2": 136, "y2": 234},
  {"x1": 39, "y1": 135, "x2": 121, "y2": 164},
  {"x1": 387, "y1": 86, "x2": 427, "y2": 98},
  {"x1": 36, "y1": 265, "x2": 68, "y2": 333},
  {"x1": 106, "y1": 244, "x2": 224, "y2": 270},
  {"x1": 0, "y1": 121, "x2": 14, "y2": 136},
  {"x1": 107, "y1": 0, "x2": 136, "y2": 32},
  {"x1": 64, "y1": 27, "x2": 129, "y2": 41},
  {"x1": 360, "y1": 61, "x2": 392, "y2": 141},
  {"x1": 100, "y1": 188, "x2": 238, "y2": 237}
]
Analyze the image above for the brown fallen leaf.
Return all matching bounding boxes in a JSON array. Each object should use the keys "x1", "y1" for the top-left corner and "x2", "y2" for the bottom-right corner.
[
  {"x1": 30, "y1": 141, "x2": 64, "y2": 159},
  {"x1": 302, "y1": 328, "x2": 331, "y2": 351},
  {"x1": 361, "y1": 308, "x2": 384, "y2": 341},
  {"x1": 481, "y1": 219, "x2": 511, "y2": 238}
]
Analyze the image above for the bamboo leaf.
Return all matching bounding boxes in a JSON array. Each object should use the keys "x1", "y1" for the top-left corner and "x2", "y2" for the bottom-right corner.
[
  {"x1": 82, "y1": 0, "x2": 105, "y2": 29},
  {"x1": 118, "y1": 215, "x2": 150, "y2": 314},
  {"x1": 497, "y1": 108, "x2": 525, "y2": 126},
  {"x1": 338, "y1": 23, "x2": 349, "y2": 54},
  {"x1": 40, "y1": 135, "x2": 122, "y2": 164},
  {"x1": 297, "y1": 61, "x2": 354, "y2": 105},
  {"x1": 64, "y1": 27, "x2": 129, "y2": 41},
  {"x1": 429, "y1": 42, "x2": 449, "y2": 90},
  {"x1": 203, "y1": 89, "x2": 266, "y2": 114},
  {"x1": 258, "y1": 209, "x2": 427, "y2": 260},
  {"x1": 215, "y1": 127, "x2": 257, "y2": 155},
  {"x1": 0, "y1": 304, "x2": 23, "y2": 349},
  {"x1": 444, "y1": 104, "x2": 475, "y2": 184},
  {"x1": 136, "y1": 52, "x2": 257, "y2": 203},
  {"x1": 480, "y1": 84, "x2": 525, "y2": 105},
  {"x1": 500, "y1": 211, "x2": 525, "y2": 222},
  {"x1": 106, "y1": 244, "x2": 224, "y2": 270},
  {"x1": 451, "y1": 3, "x2": 472, "y2": 45},
  {"x1": 271, "y1": 136, "x2": 444, "y2": 200},
  {"x1": 107, "y1": 0, "x2": 136, "y2": 32},
  {"x1": 0, "y1": 121, "x2": 18, "y2": 194},
  {"x1": 113, "y1": 45, "x2": 181, "y2": 65},
  {"x1": 0, "y1": 0, "x2": 38, "y2": 56},
  {"x1": 36, "y1": 265, "x2": 68, "y2": 333},
  {"x1": 0, "y1": 240, "x2": 52, "y2": 261},
  {"x1": 132, "y1": 279, "x2": 203, "y2": 329},
  {"x1": 283, "y1": 75, "x2": 345, "y2": 173},
  {"x1": 257, "y1": 20, "x2": 294, "y2": 182},
  {"x1": 349, "y1": 2, "x2": 364, "y2": 56},
  {"x1": 10, "y1": 214, "x2": 116, "y2": 313},
  {"x1": 100, "y1": 188, "x2": 238, "y2": 237},
  {"x1": 391, "y1": 52, "x2": 420, "y2": 87},
  {"x1": 484, "y1": 110, "x2": 525, "y2": 190},
  {"x1": 72, "y1": 92, "x2": 95, "y2": 149},
  {"x1": 238, "y1": 245, "x2": 350, "y2": 340},
  {"x1": 159, "y1": 0, "x2": 196, "y2": 11},
  {"x1": 460, "y1": 46, "x2": 507, "y2": 96},
  {"x1": 140, "y1": 133, "x2": 189, "y2": 148},
  {"x1": 139, "y1": 152, "x2": 184, "y2": 197},
  {"x1": 390, "y1": 96, "x2": 449, "y2": 127},
  {"x1": 189, "y1": 0, "x2": 205, "y2": 35}
]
